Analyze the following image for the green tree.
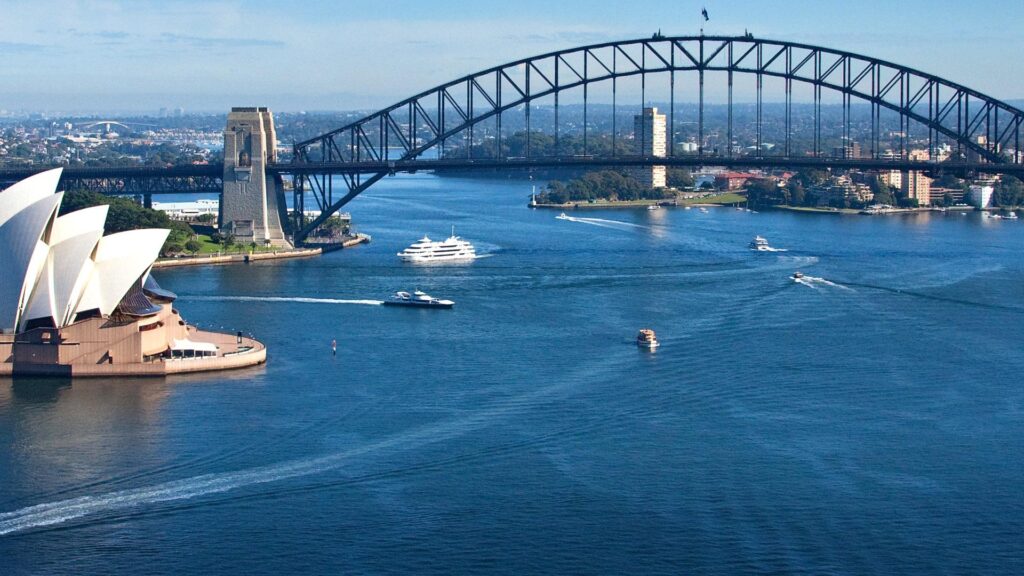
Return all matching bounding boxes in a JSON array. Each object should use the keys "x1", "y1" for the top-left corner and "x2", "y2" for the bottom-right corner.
[
  {"x1": 666, "y1": 168, "x2": 694, "y2": 189},
  {"x1": 185, "y1": 239, "x2": 202, "y2": 255}
]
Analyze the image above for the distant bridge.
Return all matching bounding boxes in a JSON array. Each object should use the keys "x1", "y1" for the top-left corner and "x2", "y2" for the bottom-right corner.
[{"x1": 4, "y1": 35, "x2": 1024, "y2": 244}]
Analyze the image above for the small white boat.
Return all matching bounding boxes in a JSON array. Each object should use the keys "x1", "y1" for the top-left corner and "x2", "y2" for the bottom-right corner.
[
  {"x1": 647, "y1": 205, "x2": 660, "y2": 211},
  {"x1": 383, "y1": 290, "x2": 454, "y2": 309},
  {"x1": 637, "y1": 328, "x2": 660, "y2": 350},
  {"x1": 1005, "y1": 212, "x2": 1019, "y2": 220},
  {"x1": 749, "y1": 236, "x2": 772, "y2": 251},
  {"x1": 699, "y1": 207, "x2": 709, "y2": 214},
  {"x1": 556, "y1": 212, "x2": 570, "y2": 220},
  {"x1": 792, "y1": 271, "x2": 804, "y2": 281},
  {"x1": 684, "y1": 205, "x2": 692, "y2": 210}
]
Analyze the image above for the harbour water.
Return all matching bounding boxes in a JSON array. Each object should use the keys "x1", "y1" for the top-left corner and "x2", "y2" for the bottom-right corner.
[{"x1": 2, "y1": 175, "x2": 1024, "y2": 574}]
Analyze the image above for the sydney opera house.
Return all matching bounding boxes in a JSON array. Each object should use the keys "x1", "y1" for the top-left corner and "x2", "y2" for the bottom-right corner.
[{"x1": 0, "y1": 169, "x2": 266, "y2": 377}]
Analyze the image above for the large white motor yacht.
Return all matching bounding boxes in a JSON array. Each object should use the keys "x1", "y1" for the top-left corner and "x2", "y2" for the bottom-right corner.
[{"x1": 397, "y1": 228, "x2": 477, "y2": 263}]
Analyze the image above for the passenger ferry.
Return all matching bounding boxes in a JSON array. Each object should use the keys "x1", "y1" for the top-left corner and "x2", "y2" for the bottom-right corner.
[
  {"x1": 397, "y1": 228, "x2": 477, "y2": 263},
  {"x1": 636, "y1": 328, "x2": 660, "y2": 350}
]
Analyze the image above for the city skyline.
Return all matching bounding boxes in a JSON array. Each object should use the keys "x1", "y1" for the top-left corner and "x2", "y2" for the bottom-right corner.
[{"x1": 1, "y1": 0, "x2": 1023, "y2": 114}]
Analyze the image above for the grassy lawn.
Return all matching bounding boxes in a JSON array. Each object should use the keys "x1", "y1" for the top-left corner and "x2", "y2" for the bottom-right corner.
[{"x1": 186, "y1": 234, "x2": 282, "y2": 256}]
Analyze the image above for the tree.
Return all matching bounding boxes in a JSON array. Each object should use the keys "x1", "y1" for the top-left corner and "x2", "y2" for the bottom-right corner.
[
  {"x1": 746, "y1": 179, "x2": 782, "y2": 208},
  {"x1": 994, "y1": 175, "x2": 1024, "y2": 207},
  {"x1": 185, "y1": 239, "x2": 202, "y2": 255},
  {"x1": 222, "y1": 233, "x2": 236, "y2": 253},
  {"x1": 787, "y1": 181, "x2": 807, "y2": 206},
  {"x1": 666, "y1": 168, "x2": 694, "y2": 189}
]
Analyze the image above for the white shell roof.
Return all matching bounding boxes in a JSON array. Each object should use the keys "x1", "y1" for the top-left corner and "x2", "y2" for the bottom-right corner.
[
  {"x1": 0, "y1": 193, "x2": 63, "y2": 331},
  {"x1": 0, "y1": 169, "x2": 171, "y2": 332},
  {"x1": 75, "y1": 228, "x2": 170, "y2": 317},
  {"x1": 22, "y1": 205, "x2": 108, "y2": 329}
]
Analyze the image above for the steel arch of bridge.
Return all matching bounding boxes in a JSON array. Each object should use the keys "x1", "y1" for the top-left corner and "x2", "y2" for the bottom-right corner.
[{"x1": 289, "y1": 35, "x2": 1024, "y2": 241}]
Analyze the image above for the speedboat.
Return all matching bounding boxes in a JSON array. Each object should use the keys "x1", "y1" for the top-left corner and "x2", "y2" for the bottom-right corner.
[
  {"x1": 684, "y1": 205, "x2": 692, "y2": 210},
  {"x1": 397, "y1": 227, "x2": 476, "y2": 263},
  {"x1": 636, "y1": 328, "x2": 660, "y2": 350},
  {"x1": 792, "y1": 271, "x2": 804, "y2": 280},
  {"x1": 1005, "y1": 211, "x2": 1019, "y2": 220},
  {"x1": 556, "y1": 212, "x2": 571, "y2": 220},
  {"x1": 647, "y1": 205, "x2": 660, "y2": 211},
  {"x1": 382, "y1": 290, "x2": 454, "y2": 309},
  {"x1": 699, "y1": 207, "x2": 709, "y2": 213},
  {"x1": 749, "y1": 236, "x2": 772, "y2": 251}
]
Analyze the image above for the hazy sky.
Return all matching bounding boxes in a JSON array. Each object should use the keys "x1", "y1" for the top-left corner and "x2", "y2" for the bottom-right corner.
[{"x1": 1, "y1": 0, "x2": 1022, "y2": 114}]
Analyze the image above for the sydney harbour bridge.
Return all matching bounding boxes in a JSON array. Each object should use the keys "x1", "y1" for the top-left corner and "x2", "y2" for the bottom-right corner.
[{"x1": 2, "y1": 35, "x2": 1023, "y2": 244}]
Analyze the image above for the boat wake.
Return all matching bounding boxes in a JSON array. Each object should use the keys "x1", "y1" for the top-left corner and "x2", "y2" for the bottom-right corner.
[
  {"x1": 0, "y1": 353, "x2": 626, "y2": 537},
  {"x1": 182, "y1": 296, "x2": 384, "y2": 306},
  {"x1": 794, "y1": 275, "x2": 854, "y2": 291},
  {"x1": 558, "y1": 215, "x2": 650, "y2": 231},
  {"x1": 753, "y1": 247, "x2": 789, "y2": 252}
]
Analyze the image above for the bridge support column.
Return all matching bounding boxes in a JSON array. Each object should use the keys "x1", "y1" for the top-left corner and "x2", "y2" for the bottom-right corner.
[{"x1": 221, "y1": 107, "x2": 291, "y2": 248}]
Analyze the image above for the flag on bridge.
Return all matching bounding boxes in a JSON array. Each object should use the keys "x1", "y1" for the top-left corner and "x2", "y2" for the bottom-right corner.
[{"x1": 702, "y1": 7, "x2": 709, "y2": 21}]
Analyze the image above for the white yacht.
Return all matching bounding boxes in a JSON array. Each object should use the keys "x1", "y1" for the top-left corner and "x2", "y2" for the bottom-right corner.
[
  {"x1": 383, "y1": 290, "x2": 454, "y2": 309},
  {"x1": 397, "y1": 228, "x2": 477, "y2": 263},
  {"x1": 556, "y1": 212, "x2": 571, "y2": 220},
  {"x1": 749, "y1": 236, "x2": 772, "y2": 251}
]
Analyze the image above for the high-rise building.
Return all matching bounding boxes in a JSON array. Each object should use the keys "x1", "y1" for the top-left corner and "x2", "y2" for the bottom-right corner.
[
  {"x1": 633, "y1": 107, "x2": 667, "y2": 189},
  {"x1": 879, "y1": 170, "x2": 902, "y2": 191},
  {"x1": 902, "y1": 149, "x2": 932, "y2": 205}
]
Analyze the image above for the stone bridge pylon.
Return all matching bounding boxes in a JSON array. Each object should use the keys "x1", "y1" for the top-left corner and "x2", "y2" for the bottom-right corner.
[{"x1": 221, "y1": 107, "x2": 290, "y2": 248}]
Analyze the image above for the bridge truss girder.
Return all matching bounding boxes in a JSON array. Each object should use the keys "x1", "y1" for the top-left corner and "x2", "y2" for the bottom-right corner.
[{"x1": 288, "y1": 36, "x2": 1024, "y2": 242}]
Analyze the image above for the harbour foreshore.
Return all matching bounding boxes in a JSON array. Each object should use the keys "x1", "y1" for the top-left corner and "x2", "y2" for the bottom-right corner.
[{"x1": 153, "y1": 234, "x2": 370, "y2": 268}]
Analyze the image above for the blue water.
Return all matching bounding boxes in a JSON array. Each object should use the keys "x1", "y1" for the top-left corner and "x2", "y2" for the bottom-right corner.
[{"x1": 2, "y1": 175, "x2": 1024, "y2": 574}]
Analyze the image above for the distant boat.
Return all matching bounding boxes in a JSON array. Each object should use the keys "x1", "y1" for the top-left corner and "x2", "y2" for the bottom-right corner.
[
  {"x1": 749, "y1": 236, "x2": 772, "y2": 251},
  {"x1": 636, "y1": 328, "x2": 660, "y2": 350},
  {"x1": 1005, "y1": 211, "x2": 1019, "y2": 220},
  {"x1": 792, "y1": 271, "x2": 804, "y2": 280},
  {"x1": 699, "y1": 207, "x2": 709, "y2": 213},
  {"x1": 382, "y1": 290, "x2": 454, "y2": 309},
  {"x1": 684, "y1": 205, "x2": 692, "y2": 210},
  {"x1": 556, "y1": 212, "x2": 570, "y2": 220},
  {"x1": 647, "y1": 205, "x2": 660, "y2": 211}
]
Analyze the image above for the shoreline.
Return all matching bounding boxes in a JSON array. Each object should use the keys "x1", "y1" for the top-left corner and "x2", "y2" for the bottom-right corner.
[{"x1": 154, "y1": 234, "x2": 370, "y2": 268}]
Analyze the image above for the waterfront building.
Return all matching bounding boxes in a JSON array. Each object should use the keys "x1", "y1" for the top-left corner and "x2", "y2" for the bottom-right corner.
[
  {"x1": 879, "y1": 169, "x2": 902, "y2": 191},
  {"x1": 633, "y1": 107, "x2": 667, "y2": 188},
  {"x1": 930, "y1": 187, "x2": 965, "y2": 205},
  {"x1": 714, "y1": 172, "x2": 760, "y2": 191},
  {"x1": 0, "y1": 169, "x2": 266, "y2": 377},
  {"x1": 152, "y1": 199, "x2": 219, "y2": 222},
  {"x1": 969, "y1": 184, "x2": 994, "y2": 208},
  {"x1": 903, "y1": 170, "x2": 933, "y2": 205},
  {"x1": 902, "y1": 149, "x2": 933, "y2": 205}
]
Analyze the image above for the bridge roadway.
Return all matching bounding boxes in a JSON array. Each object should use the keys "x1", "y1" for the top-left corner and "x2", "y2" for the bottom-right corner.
[
  {"x1": 272, "y1": 156, "x2": 1024, "y2": 178},
  {"x1": 2, "y1": 156, "x2": 1022, "y2": 196},
  {"x1": 0, "y1": 164, "x2": 224, "y2": 195}
]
